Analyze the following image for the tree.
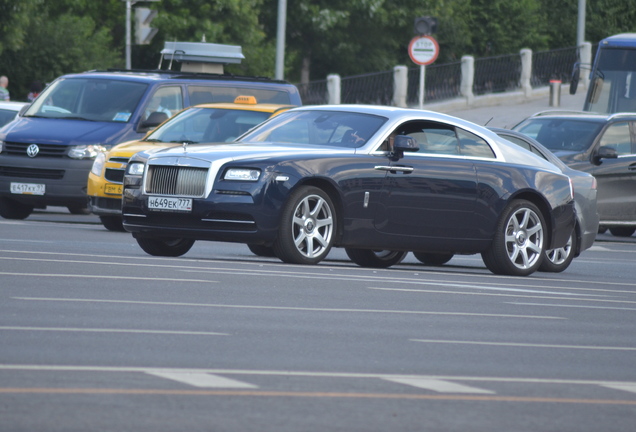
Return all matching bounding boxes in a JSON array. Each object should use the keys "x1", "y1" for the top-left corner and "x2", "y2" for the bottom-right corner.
[{"x1": 0, "y1": 0, "x2": 42, "y2": 55}]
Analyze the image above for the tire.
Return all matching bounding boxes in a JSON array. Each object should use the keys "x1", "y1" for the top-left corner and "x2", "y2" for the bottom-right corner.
[
  {"x1": 345, "y1": 249, "x2": 407, "y2": 268},
  {"x1": 413, "y1": 252, "x2": 454, "y2": 266},
  {"x1": 67, "y1": 206, "x2": 91, "y2": 215},
  {"x1": 481, "y1": 199, "x2": 546, "y2": 276},
  {"x1": 539, "y1": 230, "x2": 577, "y2": 273},
  {"x1": 0, "y1": 197, "x2": 33, "y2": 220},
  {"x1": 135, "y1": 236, "x2": 195, "y2": 257},
  {"x1": 99, "y1": 215, "x2": 125, "y2": 232},
  {"x1": 273, "y1": 186, "x2": 335, "y2": 265},
  {"x1": 248, "y1": 244, "x2": 277, "y2": 257},
  {"x1": 609, "y1": 226, "x2": 635, "y2": 237}
]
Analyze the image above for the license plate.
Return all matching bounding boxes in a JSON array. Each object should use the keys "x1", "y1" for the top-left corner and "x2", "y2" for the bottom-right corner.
[
  {"x1": 10, "y1": 182, "x2": 45, "y2": 195},
  {"x1": 148, "y1": 196, "x2": 192, "y2": 212},
  {"x1": 104, "y1": 184, "x2": 123, "y2": 195}
]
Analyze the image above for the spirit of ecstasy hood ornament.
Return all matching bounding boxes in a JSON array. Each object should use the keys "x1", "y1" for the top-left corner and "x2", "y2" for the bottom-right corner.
[{"x1": 182, "y1": 141, "x2": 188, "y2": 152}]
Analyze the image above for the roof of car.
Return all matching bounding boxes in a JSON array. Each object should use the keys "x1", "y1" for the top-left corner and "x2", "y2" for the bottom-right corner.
[
  {"x1": 61, "y1": 69, "x2": 294, "y2": 86},
  {"x1": 0, "y1": 101, "x2": 29, "y2": 111},
  {"x1": 525, "y1": 110, "x2": 636, "y2": 122}
]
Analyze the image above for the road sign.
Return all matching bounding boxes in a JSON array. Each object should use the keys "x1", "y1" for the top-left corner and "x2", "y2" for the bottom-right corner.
[{"x1": 408, "y1": 35, "x2": 439, "y2": 66}]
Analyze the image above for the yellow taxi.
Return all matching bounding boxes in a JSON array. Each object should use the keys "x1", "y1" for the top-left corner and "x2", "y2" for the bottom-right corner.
[{"x1": 87, "y1": 96, "x2": 294, "y2": 231}]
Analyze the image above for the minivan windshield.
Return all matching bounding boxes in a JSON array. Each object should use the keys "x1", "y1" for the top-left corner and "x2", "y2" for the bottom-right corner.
[{"x1": 25, "y1": 78, "x2": 148, "y2": 123}]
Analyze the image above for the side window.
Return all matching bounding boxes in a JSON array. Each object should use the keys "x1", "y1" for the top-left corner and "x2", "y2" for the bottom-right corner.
[
  {"x1": 143, "y1": 86, "x2": 183, "y2": 122},
  {"x1": 599, "y1": 122, "x2": 632, "y2": 156},
  {"x1": 456, "y1": 128, "x2": 495, "y2": 158}
]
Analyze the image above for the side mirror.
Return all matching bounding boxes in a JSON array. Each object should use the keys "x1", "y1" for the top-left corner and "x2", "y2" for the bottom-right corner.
[
  {"x1": 569, "y1": 63, "x2": 580, "y2": 95},
  {"x1": 593, "y1": 145, "x2": 618, "y2": 165},
  {"x1": 139, "y1": 111, "x2": 169, "y2": 131},
  {"x1": 391, "y1": 135, "x2": 419, "y2": 160}
]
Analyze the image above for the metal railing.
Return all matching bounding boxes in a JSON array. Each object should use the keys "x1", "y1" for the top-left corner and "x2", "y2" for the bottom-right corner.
[{"x1": 297, "y1": 45, "x2": 581, "y2": 106}]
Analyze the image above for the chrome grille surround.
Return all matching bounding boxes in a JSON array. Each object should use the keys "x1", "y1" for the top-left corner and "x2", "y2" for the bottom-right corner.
[{"x1": 144, "y1": 157, "x2": 211, "y2": 198}]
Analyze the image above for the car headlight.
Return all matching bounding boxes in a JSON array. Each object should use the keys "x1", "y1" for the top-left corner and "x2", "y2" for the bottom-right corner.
[
  {"x1": 224, "y1": 168, "x2": 261, "y2": 181},
  {"x1": 69, "y1": 144, "x2": 108, "y2": 160},
  {"x1": 90, "y1": 152, "x2": 106, "y2": 176},
  {"x1": 127, "y1": 162, "x2": 146, "y2": 176},
  {"x1": 0, "y1": 140, "x2": 3, "y2": 153}
]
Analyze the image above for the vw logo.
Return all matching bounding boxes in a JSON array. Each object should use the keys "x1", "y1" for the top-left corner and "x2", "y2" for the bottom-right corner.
[{"x1": 26, "y1": 144, "x2": 40, "y2": 158}]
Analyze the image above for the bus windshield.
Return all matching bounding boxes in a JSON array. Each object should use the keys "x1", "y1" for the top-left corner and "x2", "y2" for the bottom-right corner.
[{"x1": 585, "y1": 45, "x2": 636, "y2": 113}]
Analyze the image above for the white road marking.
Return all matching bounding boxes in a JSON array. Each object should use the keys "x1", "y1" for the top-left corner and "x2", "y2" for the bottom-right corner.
[
  {"x1": 411, "y1": 339, "x2": 636, "y2": 351},
  {"x1": 0, "y1": 272, "x2": 215, "y2": 283},
  {"x1": 371, "y1": 285, "x2": 597, "y2": 296},
  {"x1": 12, "y1": 297, "x2": 564, "y2": 320},
  {"x1": 145, "y1": 371, "x2": 257, "y2": 388},
  {"x1": 507, "y1": 302, "x2": 636, "y2": 311},
  {"x1": 0, "y1": 326, "x2": 227, "y2": 336},
  {"x1": 601, "y1": 383, "x2": 636, "y2": 394},
  {"x1": 382, "y1": 377, "x2": 495, "y2": 394}
]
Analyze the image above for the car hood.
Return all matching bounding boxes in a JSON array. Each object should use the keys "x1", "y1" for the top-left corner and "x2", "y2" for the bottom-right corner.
[
  {"x1": 144, "y1": 142, "x2": 351, "y2": 162},
  {"x1": 0, "y1": 117, "x2": 132, "y2": 146},
  {"x1": 109, "y1": 140, "x2": 179, "y2": 158}
]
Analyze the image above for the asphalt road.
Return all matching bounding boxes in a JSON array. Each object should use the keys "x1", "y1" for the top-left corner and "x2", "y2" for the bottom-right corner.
[{"x1": 1, "y1": 208, "x2": 636, "y2": 432}]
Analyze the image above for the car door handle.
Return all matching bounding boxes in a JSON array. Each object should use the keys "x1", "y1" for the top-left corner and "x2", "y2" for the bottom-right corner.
[{"x1": 374, "y1": 165, "x2": 414, "y2": 173}]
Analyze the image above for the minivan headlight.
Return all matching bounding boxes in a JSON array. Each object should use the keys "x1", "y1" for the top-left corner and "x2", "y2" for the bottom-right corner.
[
  {"x1": 90, "y1": 152, "x2": 106, "y2": 176},
  {"x1": 0, "y1": 140, "x2": 3, "y2": 153},
  {"x1": 69, "y1": 144, "x2": 107, "y2": 160},
  {"x1": 127, "y1": 162, "x2": 145, "y2": 176}
]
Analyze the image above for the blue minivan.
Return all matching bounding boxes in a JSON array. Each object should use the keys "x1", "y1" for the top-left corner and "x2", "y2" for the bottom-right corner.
[{"x1": 0, "y1": 69, "x2": 301, "y2": 219}]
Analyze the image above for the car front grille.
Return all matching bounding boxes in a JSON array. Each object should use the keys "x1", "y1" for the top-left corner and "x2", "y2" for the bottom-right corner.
[
  {"x1": 105, "y1": 168, "x2": 125, "y2": 183},
  {"x1": 3, "y1": 142, "x2": 66, "y2": 158},
  {"x1": 0, "y1": 166, "x2": 65, "y2": 179},
  {"x1": 145, "y1": 165, "x2": 208, "y2": 197}
]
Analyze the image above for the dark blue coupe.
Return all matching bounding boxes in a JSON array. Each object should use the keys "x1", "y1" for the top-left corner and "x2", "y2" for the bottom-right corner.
[{"x1": 122, "y1": 105, "x2": 575, "y2": 276}]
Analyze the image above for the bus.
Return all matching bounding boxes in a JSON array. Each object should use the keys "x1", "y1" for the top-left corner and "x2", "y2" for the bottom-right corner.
[{"x1": 570, "y1": 33, "x2": 636, "y2": 113}]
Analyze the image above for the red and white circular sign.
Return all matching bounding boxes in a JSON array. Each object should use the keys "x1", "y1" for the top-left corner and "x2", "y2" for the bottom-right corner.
[{"x1": 408, "y1": 35, "x2": 439, "y2": 66}]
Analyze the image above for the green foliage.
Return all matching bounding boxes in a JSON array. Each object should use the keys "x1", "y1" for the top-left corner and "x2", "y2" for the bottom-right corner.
[{"x1": 0, "y1": 0, "x2": 634, "y2": 99}]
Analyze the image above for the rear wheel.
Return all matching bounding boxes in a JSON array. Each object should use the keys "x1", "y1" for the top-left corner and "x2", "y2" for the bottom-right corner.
[
  {"x1": 609, "y1": 226, "x2": 635, "y2": 237},
  {"x1": 99, "y1": 215, "x2": 125, "y2": 232},
  {"x1": 345, "y1": 249, "x2": 407, "y2": 268},
  {"x1": 273, "y1": 186, "x2": 335, "y2": 265},
  {"x1": 135, "y1": 236, "x2": 195, "y2": 257},
  {"x1": 413, "y1": 252, "x2": 454, "y2": 266},
  {"x1": 0, "y1": 198, "x2": 33, "y2": 219},
  {"x1": 481, "y1": 199, "x2": 545, "y2": 276},
  {"x1": 539, "y1": 230, "x2": 577, "y2": 273}
]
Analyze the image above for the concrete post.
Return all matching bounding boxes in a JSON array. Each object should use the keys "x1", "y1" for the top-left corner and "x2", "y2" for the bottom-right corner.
[
  {"x1": 520, "y1": 48, "x2": 533, "y2": 97},
  {"x1": 580, "y1": 42, "x2": 592, "y2": 90},
  {"x1": 392, "y1": 66, "x2": 408, "y2": 107},
  {"x1": 327, "y1": 74, "x2": 341, "y2": 105},
  {"x1": 460, "y1": 55, "x2": 474, "y2": 104}
]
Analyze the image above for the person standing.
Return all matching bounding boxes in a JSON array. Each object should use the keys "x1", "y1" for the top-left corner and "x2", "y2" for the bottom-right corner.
[
  {"x1": 27, "y1": 81, "x2": 42, "y2": 102},
  {"x1": 0, "y1": 76, "x2": 9, "y2": 101}
]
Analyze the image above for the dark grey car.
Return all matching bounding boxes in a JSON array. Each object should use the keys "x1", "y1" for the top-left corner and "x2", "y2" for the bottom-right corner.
[
  {"x1": 513, "y1": 112, "x2": 636, "y2": 237},
  {"x1": 490, "y1": 128, "x2": 599, "y2": 272}
]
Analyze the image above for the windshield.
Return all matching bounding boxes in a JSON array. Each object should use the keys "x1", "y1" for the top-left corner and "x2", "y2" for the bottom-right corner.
[
  {"x1": 238, "y1": 110, "x2": 387, "y2": 148},
  {"x1": 586, "y1": 47, "x2": 636, "y2": 113},
  {"x1": 24, "y1": 78, "x2": 148, "y2": 122},
  {"x1": 146, "y1": 107, "x2": 274, "y2": 143},
  {"x1": 514, "y1": 118, "x2": 604, "y2": 152}
]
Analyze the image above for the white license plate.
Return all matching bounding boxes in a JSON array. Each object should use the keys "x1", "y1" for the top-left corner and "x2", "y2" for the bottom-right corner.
[
  {"x1": 10, "y1": 182, "x2": 45, "y2": 195},
  {"x1": 148, "y1": 196, "x2": 192, "y2": 212}
]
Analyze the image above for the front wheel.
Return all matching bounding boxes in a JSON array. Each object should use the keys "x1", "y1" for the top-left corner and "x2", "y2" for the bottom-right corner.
[
  {"x1": 135, "y1": 236, "x2": 195, "y2": 257},
  {"x1": 0, "y1": 198, "x2": 33, "y2": 220},
  {"x1": 99, "y1": 215, "x2": 125, "y2": 232},
  {"x1": 539, "y1": 230, "x2": 577, "y2": 273},
  {"x1": 481, "y1": 199, "x2": 546, "y2": 276},
  {"x1": 273, "y1": 186, "x2": 336, "y2": 265},
  {"x1": 345, "y1": 249, "x2": 407, "y2": 268}
]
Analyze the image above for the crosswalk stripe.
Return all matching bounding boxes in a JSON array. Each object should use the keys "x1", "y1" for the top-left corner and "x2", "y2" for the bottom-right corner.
[
  {"x1": 382, "y1": 378, "x2": 495, "y2": 394},
  {"x1": 145, "y1": 371, "x2": 258, "y2": 389}
]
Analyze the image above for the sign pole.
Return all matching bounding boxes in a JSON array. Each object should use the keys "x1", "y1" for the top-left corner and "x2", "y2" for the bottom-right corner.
[
  {"x1": 408, "y1": 35, "x2": 439, "y2": 109},
  {"x1": 419, "y1": 65, "x2": 425, "y2": 109}
]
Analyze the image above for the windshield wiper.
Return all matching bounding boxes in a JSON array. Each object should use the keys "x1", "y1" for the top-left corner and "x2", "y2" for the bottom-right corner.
[
  {"x1": 144, "y1": 138, "x2": 165, "y2": 143},
  {"x1": 62, "y1": 116, "x2": 96, "y2": 121},
  {"x1": 170, "y1": 140, "x2": 199, "y2": 144}
]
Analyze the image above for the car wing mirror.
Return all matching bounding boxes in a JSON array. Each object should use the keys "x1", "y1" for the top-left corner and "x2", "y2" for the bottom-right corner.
[
  {"x1": 391, "y1": 135, "x2": 419, "y2": 160},
  {"x1": 594, "y1": 145, "x2": 618, "y2": 164},
  {"x1": 569, "y1": 63, "x2": 580, "y2": 95},
  {"x1": 140, "y1": 111, "x2": 169, "y2": 131},
  {"x1": 18, "y1": 104, "x2": 30, "y2": 117}
]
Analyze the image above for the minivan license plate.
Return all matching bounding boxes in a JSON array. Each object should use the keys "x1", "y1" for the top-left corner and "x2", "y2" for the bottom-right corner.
[
  {"x1": 11, "y1": 182, "x2": 45, "y2": 195},
  {"x1": 148, "y1": 196, "x2": 192, "y2": 212}
]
